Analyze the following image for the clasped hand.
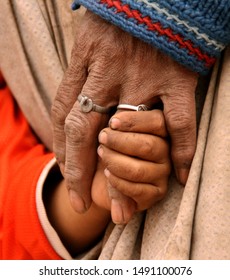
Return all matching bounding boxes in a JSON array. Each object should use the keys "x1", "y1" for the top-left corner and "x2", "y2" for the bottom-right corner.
[
  {"x1": 92, "y1": 110, "x2": 171, "y2": 224},
  {"x1": 51, "y1": 11, "x2": 198, "y2": 216}
]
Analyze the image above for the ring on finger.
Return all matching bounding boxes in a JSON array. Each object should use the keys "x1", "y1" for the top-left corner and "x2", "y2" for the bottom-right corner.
[
  {"x1": 117, "y1": 104, "x2": 149, "y2": 111},
  {"x1": 77, "y1": 94, "x2": 111, "y2": 113}
]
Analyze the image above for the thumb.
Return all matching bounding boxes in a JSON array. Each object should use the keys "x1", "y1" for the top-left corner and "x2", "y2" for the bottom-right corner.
[{"x1": 163, "y1": 92, "x2": 197, "y2": 185}]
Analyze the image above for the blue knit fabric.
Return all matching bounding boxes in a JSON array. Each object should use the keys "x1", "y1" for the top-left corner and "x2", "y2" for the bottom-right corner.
[{"x1": 72, "y1": 0, "x2": 230, "y2": 74}]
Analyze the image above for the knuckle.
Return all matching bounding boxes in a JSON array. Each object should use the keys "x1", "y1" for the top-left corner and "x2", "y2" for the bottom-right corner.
[
  {"x1": 64, "y1": 118, "x2": 78, "y2": 138},
  {"x1": 65, "y1": 166, "x2": 83, "y2": 184},
  {"x1": 109, "y1": 162, "x2": 145, "y2": 182},
  {"x1": 64, "y1": 113, "x2": 90, "y2": 142},
  {"x1": 139, "y1": 139, "x2": 154, "y2": 157},
  {"x1": 138, "y1": 184, "x2": 168, "y2": 210},
  {"x1": 164, "y1": 95, "x2": 196, "y2": 135},
  {"x1": 132, "y1": 185, "x2": 145, "y2": 198},
  {"x1": 157, "y1": 184, "x2": 168, "y2": 200},
  {"x1": 184, "y1": 146, "x2": 196, "y2": 162},
  {"x1": 172, "y1": 145, "x2": 195, "y2": 168},
  {"x1": 148, "y1": 181, "x2": 168, "y2": 203},
  {"x1": 131, "y1": 163, "x2": 146, "y2": 181},
  {"x1": 166, "y1": 110, "x2": 193, "y2": 133}
]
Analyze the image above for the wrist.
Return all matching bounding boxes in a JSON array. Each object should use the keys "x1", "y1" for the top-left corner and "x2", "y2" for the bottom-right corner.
[{"x1": 43, "y1": 169, "x2": 110, "y2": 256}]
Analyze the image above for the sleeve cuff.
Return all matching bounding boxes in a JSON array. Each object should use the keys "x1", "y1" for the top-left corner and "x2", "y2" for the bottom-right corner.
[
  {"x1": 35, "y1": 157, "x2": 73, "y2": 260},
  {"x1": 75, "y1": 0, "x2": 230, "y2": 74}
]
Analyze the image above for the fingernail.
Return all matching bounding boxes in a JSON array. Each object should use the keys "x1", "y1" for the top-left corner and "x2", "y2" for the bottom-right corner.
[
  {"x1": 178, "y1": 169, "x2": 189, "y2": 185},
  {"x1": 98, "y1": 131, "x2": 107, "y2": 144},
  {"x1": 109, "y1": 117, "x2": 121, "y2": 130},
  {"x1": 111, "y1": 199, "x2": 125, "y2": 224},
  {"x1": 104, "y1": 168, "x2": 110, "y2": 178},
  {"x1": 69, "y1": 190, "x2": 87, "y2": 213},
  {"x1": 97, "y1": 145, "x2": 103, "y2": 157}
]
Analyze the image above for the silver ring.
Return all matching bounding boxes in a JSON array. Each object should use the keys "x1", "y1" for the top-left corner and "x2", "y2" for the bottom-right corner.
[
  {"x1": 117, "y1": 104, "x2": 149, "y2": 111},
  {"x1": 77, "y1": 94, "x2": 111, "y2": 113}
]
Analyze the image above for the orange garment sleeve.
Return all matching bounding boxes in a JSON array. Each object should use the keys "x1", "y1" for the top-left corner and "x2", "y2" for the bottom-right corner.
[{"x1": 0, "y1": 75, "x2": 62, "y2": 259}]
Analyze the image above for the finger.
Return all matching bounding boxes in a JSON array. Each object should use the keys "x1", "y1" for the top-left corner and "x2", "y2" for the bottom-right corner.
[
  {"x1": 98, "y1": 145, "x2": 171, "y2": 183},
  {"x1": 92, "y1": 159, "x2": 137, "y2": 224},
  {"x1": 62, "y1": 51, "x2": 123, "y2": 213},
  {"x1": 98, "y1": 129, "x2": 169, "y2": 163},
  {"x1": 104, "y1": 82, "x2": 164, "y2": 222},
  {"x1": 105, "y1": 169, "x2": 168, "y2": 211},
  {"x1": 108, "y1": 184, "x2": 136, "y2": 224},
  {"x1": 91, "y1": 159, "x2": 111, "y2": 210},
  {"x1": 51, "y1": 53, "x2": 87, "y2": 173},
  {"x1": 162, "y1": 91, "x2": 196, "y2": 185},
  {"x1": 109, "y1": 110, "x2": 167, "y2": 137},
  {"x1": 64, "y1": 98, "x2": 109, "y2": 213}
]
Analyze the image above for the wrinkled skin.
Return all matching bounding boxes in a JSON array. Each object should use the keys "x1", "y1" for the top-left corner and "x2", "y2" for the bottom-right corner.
[{"x1": 51, "y1": 11, "x2": 198, "y2": 214}]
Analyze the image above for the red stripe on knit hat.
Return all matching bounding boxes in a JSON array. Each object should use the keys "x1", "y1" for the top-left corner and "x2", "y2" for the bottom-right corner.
[{"x1": 100, "y1": 0, "x2": 216, "y2": 67}]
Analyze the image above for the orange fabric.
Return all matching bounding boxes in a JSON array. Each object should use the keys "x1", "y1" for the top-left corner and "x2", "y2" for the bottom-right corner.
[{"x1": 0, "y1": 75, "x2": 62, "y2": 259}]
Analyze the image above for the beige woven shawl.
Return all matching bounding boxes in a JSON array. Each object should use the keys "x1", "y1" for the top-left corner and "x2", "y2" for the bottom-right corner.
[{"x1": 0, "y1": 0, "x2": 230, "y2": 260}]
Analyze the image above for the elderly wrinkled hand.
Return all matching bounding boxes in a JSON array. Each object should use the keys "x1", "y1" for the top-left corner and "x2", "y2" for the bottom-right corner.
[{"x1": 51, "y1": 10, "x2": 198, "y2": 213}]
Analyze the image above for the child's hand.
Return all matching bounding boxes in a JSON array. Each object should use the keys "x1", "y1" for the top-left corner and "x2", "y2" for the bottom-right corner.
[{"x1": 92, "y1": 110, "x2": 171, "y2": 224}]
